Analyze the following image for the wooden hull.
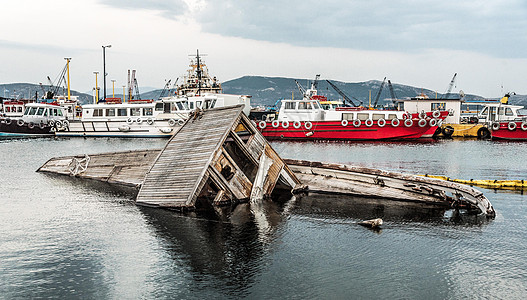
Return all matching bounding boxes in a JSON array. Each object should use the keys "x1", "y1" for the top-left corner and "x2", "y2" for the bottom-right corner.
[
  {"x1": 258, "y1": 119, "x2": 440, "y2": 140},
  {"x1": 491, "y1": 121, "x2": 527, "y2": 140}
]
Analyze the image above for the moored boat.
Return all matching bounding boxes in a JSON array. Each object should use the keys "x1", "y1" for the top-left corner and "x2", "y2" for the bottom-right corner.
[
  {"x1": 0, "y1": 102, "x2": 69, "y2": 137},
  {"x1": 256, "y1": 98, "x2": 448, "y2": 140}
]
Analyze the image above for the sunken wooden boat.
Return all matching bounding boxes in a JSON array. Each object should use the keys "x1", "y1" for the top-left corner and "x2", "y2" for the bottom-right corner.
[{"x1": 37, "y1": 105, "x2": 495, "y2": 217}]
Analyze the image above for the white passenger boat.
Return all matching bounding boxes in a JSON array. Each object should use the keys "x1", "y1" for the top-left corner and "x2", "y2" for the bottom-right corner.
[{"x1": 56, "y1": 50, "x2": 250, "y2": 138}]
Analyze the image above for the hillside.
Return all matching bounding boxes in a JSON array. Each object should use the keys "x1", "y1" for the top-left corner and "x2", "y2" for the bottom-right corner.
[{"x1": 3, "y1": 77, "x2": 527, "y2": 107}]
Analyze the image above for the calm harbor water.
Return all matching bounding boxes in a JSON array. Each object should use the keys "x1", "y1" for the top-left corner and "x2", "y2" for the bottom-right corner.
[{"x1": 0, "y1": 137, "x2": 526, "y2": 299}]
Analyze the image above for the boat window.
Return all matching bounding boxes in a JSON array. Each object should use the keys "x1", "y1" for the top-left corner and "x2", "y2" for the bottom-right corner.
[
  {"x1": 93, "y1": 109, "x2": 103, "y2": 117},
  {"x1": 196, "y1": 101, "x2": 202, "y2": 108},
  {"x1": 43, "y1": 109, "x2": 48, "y2": 117},
  {"x1": 480, "y1": 107, "x2": 488, "y2": 116},
  {"x1": 189, "y1": 102, "x2": 194, "y2": 109},
  {"x1": 155, "y1": 103, "x2": 164, "y2": 111},
  {"x1": 106, "y1": 109, "x2": 116, "y2": 117},
  {"x1": 342, "y1": 113, "x2": 354, "y2": 120},
  {"x1": 17, "y1": 106, "x2": 23, "y2": 112},
  {"x1": 143, "y1": 107, "x2": 153, "y2": 116},
  {"x1": 29, "y1": 107, "x2": 38, "y2": 115},
  {"x1": 176, "y1": 102, "x2": 184, "y2": 110},
  {"x1": 314, "y1": 102, "x2": 321, "y2": 109},
  {"x1": 307, "y1": 102, "x2": 313, "y2": 109},
  {"x1": 117, "y1": 108, "x2": 127, "y2": 116},
  {"x1": 5, "y1": 107, "x2": 10, "y2": 112},
  {"x1": 505, "y1": 108, "x2": 513, "y2": 116},
  {"x1": 517, "y1": 109, "x2": 527, "y2": 116},
  {"x1": 498, "y1": 107, "x2": 505, "y2": 115},
  {"x1": 372, "y1": 113, "x2": 384, "y2": 121},
  {"x1": 387, "y1": 114, "x2": 397, "y2": 120},
  {"x1": 285, "y1": 102, "x2": 296, "y2": 110},
  {"x1": 37, "y1": 108, "x2": 45, "y2": 115},
  {"x1": 57, "y1": 109, "x2": 63, "y2": 117},
  {"x1": 298, "y1": 102, "x2": 308, "y2": 109},
  {"x1": 321, "y1": 104, "x2": 330, "y2": 110},
  {"x1": 130, "y1": 107, "x2": 141, "y2": 116},
  {"x1": 431, "y1": 103, "x2": 446, "y2": 111},
  {"x1": 210, "y1": 99, "x2": 216, "y2": 108},
  {"x1": 24, "y1": 107, "x2": 30, "y2": 115},
  {"x1": 357, "y1": 113, "x2": 369, "y2": 120}
]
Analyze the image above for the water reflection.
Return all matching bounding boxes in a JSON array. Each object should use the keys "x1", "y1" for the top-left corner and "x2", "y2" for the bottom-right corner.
[{"x1": 138, "y1": 199, "x2": 289, "y2": 298}]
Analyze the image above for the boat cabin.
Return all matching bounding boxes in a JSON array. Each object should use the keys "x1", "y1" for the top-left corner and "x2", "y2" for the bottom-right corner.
[
  {"x1": 81, "y1": 102, "x2": 156, "y2": 121},
  {"x1": 397, "y1": 97, "x2": 461, "y2": 124},
  {"x1": 277, "y1": 99, "x2": 324, "y2": 122},
  {"x1": 477, "y1": 103, "x2": 527, "y2": 123},
  {"x1": 21, "y1": 103, "x2": 67, "y2": 124},
  {"x1": 1, "y1": 101, "x2": 25, "y2": 117}
]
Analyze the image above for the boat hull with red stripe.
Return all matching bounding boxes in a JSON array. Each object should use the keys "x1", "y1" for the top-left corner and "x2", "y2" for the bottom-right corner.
[{"x1": 490, "y1": 121, "x2": 527, "y2": 140}]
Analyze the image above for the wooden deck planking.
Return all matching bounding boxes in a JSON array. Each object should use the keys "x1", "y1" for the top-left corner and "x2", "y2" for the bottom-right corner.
[{"x1": 136, "y1": 106, "x2": 244, "y2": 207}]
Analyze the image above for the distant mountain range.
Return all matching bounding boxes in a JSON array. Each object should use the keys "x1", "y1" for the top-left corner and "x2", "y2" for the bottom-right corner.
[{"x1": 2, "y1": 77, "x2": 526, "y2": 107}]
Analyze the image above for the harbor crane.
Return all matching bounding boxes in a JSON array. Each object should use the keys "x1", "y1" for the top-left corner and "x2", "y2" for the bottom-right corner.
[
  {"x1": 441, "y1": 73, "x2": 457, "y2": 99},
  {"x1": 294, "y1": 80, "x2": 306, "y2": 96},
  {"x1": 387, "y1": 80, "x2": 398, "y2": 105},
  {"x1": 158, "y1": 79, "x2": 172, "y2": 99},
  {"x1": 325, "y1": 79, "x2": 360, "y2": 107},
  {"x1": 372, "y1": 77, "x2": 386, "y2": 108}
]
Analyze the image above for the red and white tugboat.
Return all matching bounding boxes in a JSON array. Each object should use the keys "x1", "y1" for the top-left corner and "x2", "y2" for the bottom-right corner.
[{"x1": 256, "y1": 78, "x2": 448, "y2": 141}]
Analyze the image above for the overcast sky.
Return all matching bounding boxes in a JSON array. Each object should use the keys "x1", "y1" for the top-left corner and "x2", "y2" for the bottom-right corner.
[{"x1": 1, "y1": 0, "x2": 526, "y2": 97}]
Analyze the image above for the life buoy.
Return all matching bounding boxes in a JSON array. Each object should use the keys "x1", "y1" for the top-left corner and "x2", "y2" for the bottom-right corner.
[
  {"x1": 62, "y1": 120, "x2": 69, "y2": 129},
  {"x1": 341, "y1": 120, "x2": 348, "y2": 127},
  {"x1": 419, "y1": 111, "x2": 427, "y2": 119},
  {"x1": 429, "y1": 119, "x2": 437, "y2": 127},
  {"x1": 521, "y1": 122, "x2": 527, "y2": 131},
  {"x1": 508, "y1": 121, "x2": 517, "y2": 131},
  {"x1": 177, "y1": 119, "x2": 185, "y2": 126},
  {"x1": 147, "y1": 118, "x2": 154, "y2": 125},
  {"x1": 404, "y1": 119, "x2": 413, "y2": 127},
  {"x1": 377, "y1": 118, "x2": 386, "y2": 127},
  {"x1": 259, "y1": 120, "x2": 267, "y2": 129},
  {"x1": 432, "y1": 110, "x2": 441, "y2": 118},
  {"x1": 5, "y1": 118, "x2": 12, "y2": 125},
  {"x1": 448, "y1": 108, "x2": 454, "y2": 116},
  {"x1": 391, "y1": 118, "x2": 400, "y2": 127},
  {"x1": 272, "y1": 120, "x2": 280, "y2": 128},
  {"x1": 293, "y1": 121, "x2": 302, "y2": 129},
  {"x1": 304, "y1": 121, "x2": 313, "y2": 130},
  {"x1": 418, "y1": 119, "x2": 427, "y2": 127},
  {"x1": 136, "y1": 117, "x2": 143, "y2": 124},
  {"x1": 55, "y1": 120, "x2": 63, "y2": 130},
  {"x1": 127, "y1": 117, "x2": 134, "y2": 125},
  {"x1": 365, "y1": 119, "x2": 374, "y2": 127},
  {"x1": 353, "y1": 119, "x2": 361, "y2": 127},
  {"x1": 28, "y1": 122, "x2": 35, "y2": 129},
  {"x1": 491, "y1": 122, "x2": 500, "y2": 131},
  {"x1": 39, "y1": 122, "x2": 45, "y2": 129},
  {"x1": 48, "y1": 119, "x2": 55, "y2": 127},
  {"x1": 168, "y1": 118, "x2": 177, "y2": 127},
  {"x1": 17, "y1": 119, "x2": 24, "y2": 127},
  {"x1": 281, "y1": 121, "x2": 289, "y2": 128}
]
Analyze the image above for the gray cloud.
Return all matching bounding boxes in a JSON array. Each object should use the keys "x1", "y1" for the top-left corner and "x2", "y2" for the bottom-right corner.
[
  {"x1": 99, "y1": 0, "x2": 189, "y2": 19},
  {"x1": 98, "y1": 0, "x2": 527, "y2": 58},
  {"x1": 196, "y1": 0, "x2": 527, "y2": 58}
]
